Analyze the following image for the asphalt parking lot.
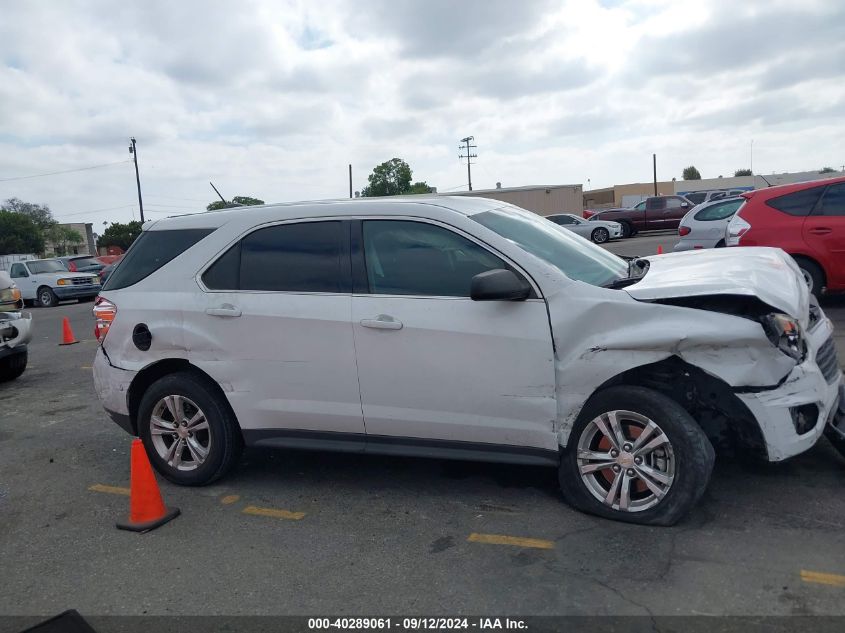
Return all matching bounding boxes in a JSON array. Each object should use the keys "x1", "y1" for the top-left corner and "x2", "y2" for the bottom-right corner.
[{"x1": 1, "y1": 233, "x2": 844, "y2": 619}]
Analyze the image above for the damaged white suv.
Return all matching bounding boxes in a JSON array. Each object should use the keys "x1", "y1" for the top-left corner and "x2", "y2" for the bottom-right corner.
[{"x1": 92, "y1": 197, "x2": 845, "y2": 525}]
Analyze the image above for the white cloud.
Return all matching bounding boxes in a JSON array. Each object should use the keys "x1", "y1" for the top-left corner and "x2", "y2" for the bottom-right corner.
[{"x1": 0, "y1": 0, "x2": 843, "y2": 227}]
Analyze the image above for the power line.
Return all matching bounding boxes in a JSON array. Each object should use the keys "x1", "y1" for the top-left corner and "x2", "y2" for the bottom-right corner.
[{"x1": 0, "y1": 159, "x2": 131, "y2": 183}]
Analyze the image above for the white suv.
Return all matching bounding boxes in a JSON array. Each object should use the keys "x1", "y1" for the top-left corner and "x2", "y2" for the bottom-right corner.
[{"x1": 92, "y1": 197, "x2": 844, "y2": 525}]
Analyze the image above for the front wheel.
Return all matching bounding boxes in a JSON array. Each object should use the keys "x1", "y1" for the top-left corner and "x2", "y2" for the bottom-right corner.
[
  {"x1": 619, "y1": 222, "x2": 632, "y2": 238},
  {"x1": 38, "y1": 287, "x2": 58, "y2": 308},
  {"x1": 137, "y1": 372, "x2": 242, "y2": 486},
  {"x1": 559, "y1": 385, "x2": 714, "y2": 526},
  {"x1": 591, "y1": 227, "x2": 610, "y2": 244},
  {"x1": 0, "y1": 349, "x2": 27, "y2": 382}
]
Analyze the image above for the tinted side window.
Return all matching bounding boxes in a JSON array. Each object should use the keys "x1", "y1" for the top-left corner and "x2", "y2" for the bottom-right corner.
[
  {"x1": 694, "y1": 199, "x2": 743, "y2": 221},
  {"x1": 647, "y1": 198, "x2": 665, "y2": 210},
  {"x1": 104, "y1": 229, "x2": 215, "y2": 290},
  {"x1": 549, "y1": 215, "x2": 574, "y2": 225},
  {"x1": 204, "y1": 221, "x2": 345, "y2": 293},
  {"x1": 666, "y1": 198, "x2": 684, "y2": 209},
  {"x1": 818, "y1": 183, "x2": 845, "y2": 216},
  {"x1": 362, "y1": 220, "x2": 505, "y2": 297},
  {"x1": 767, "y1": 186, "x2": 824, "y2": 216},
  {"x1": 686, "y1": 193, "x2": 705, "y2": 205}
]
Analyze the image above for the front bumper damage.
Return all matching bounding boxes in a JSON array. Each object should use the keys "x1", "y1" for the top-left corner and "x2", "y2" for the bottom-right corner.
[
  {"x1": 735, "y1": 318, "x2": 843, "y2": 461},
  {"x1": 0, "y1": 311, "x2": 32, "y2": 357}
]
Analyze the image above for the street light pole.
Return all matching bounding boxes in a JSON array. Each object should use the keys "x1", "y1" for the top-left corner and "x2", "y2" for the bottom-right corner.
[{"x1": 129, "y1": 137, "x2": 145, "y2": 223}]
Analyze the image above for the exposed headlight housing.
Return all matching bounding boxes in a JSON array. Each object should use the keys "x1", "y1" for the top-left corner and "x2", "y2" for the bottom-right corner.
[{"x1": 761, "y1": 313, "x2": 806, "y2": 362}]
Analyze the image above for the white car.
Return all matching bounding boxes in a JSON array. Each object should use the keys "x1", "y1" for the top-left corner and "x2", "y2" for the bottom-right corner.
[
  {"x1": 0, "y1": 270, "x2": 32, "y2": 382},
  {"x1": 545, "y1": 213, "x2": 623, "y2": 243},
  {"x1": 8, "y1": 259, "x2": 100, "y2": 307},
  {"x1": 92, "y1": 197, "x2": 844, "y2": 526},
  {"x1": 673, "y1": 197, "x2": 743, "y2": 251}
]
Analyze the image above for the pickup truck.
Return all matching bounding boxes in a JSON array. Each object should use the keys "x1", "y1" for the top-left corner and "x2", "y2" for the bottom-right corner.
[
  {"x1": 8, "y1": 258, "x2": 101, "y2": 307},
  {"x1": 588, "y1": 195, "x2": 693, "y2": 237},
  {"x1": 0, "y1": 270, "x2": 32, "y2": 382}
]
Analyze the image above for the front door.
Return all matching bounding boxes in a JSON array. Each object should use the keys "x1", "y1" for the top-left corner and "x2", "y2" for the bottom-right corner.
[
  {"x1": 190, "y1": 220, "x2": 365, "y2": 446},
  {"x1": 350, "y1": 219, "x2": 558, "y2": 459},
  {"x1": 8, "y1": 263, "x2": 34, "y2": 300},
  {"x1": 804, "y1": 182, "x2": 845, "y2": 288}
]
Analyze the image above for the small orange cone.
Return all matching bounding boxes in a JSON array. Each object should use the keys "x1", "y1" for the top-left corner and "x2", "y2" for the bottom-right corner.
[
  {"x1": 116, "y1": 439, "x2": 180, "y2": 532},
  {"x1": 59, "y1": 317, "x2": 79, "y2": 345},
  {"x1": 656, "y1": 245, "x2": 664, "y2": 254}
]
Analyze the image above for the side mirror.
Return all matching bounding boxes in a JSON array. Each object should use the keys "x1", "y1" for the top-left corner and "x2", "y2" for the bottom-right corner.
[
  {"x1": 471, "y1": 269, "x2": 531, "y2": 301},
  {"x1": 681, "y1": 202, "x2": 689, "y2": 208}
]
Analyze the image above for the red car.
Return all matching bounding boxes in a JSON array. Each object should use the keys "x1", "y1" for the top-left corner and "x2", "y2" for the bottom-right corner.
[{"x1": 726, "y1": 176, "x2": 845, "y2": 296}]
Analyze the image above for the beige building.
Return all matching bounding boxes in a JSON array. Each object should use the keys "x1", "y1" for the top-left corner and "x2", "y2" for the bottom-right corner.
[
  {"x1": 44, "y1": 222, "x2": 96, "y2": 257},
  {"x1": 447, "y1": 183, "x2": 583, "y2": 216}
]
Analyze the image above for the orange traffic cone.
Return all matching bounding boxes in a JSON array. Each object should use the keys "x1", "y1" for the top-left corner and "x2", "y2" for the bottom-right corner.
[
  {"x1": 116, "y1": 439, "x2": 180, "y2": 532},
  {"x1": 59, "y1": 317, "x2": 78, "y2": 345},
  {"x1": 656, "y1": 245, "x2": 664, "y2": 254}
]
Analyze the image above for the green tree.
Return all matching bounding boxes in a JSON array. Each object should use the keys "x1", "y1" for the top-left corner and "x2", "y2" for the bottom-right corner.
[
  {"x1": 45, "y1": 225, "x2": 84, "y2": 256},
  {"x1": 406, "y1": 181, "x2": 435, "y2": 195},
  {"x1": 682, "y1": 166, "x2": 702, "y2": 180},
  {"x1": 819, "y1": 166, "x2": 837, "y2": 174},
  {"x1": 0, "y1": 210, "x2": 45, "y2": 255},
  {"x1": 206, "y1": 195, "x2": 265, "y2": 211},
  {"x1": 0, "y1": 197, "x2": 55, "y2": 231},
  {"x1": 98, "y1": 221, "x2": 143, "y2": 251},
  {"x1": 361, "y1": 158, "x2": 414, "y2": 197},
  {"x1": 734, "y1": 168, "x2": 753, "y2": 177}
]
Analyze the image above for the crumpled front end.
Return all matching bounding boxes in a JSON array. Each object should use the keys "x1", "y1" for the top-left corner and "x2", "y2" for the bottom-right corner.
[{"x1": 0, "y1": 311, "x2": 33, "y2": 350}]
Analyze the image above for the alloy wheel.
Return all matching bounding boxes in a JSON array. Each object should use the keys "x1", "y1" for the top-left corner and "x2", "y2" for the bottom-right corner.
[
  {"x1": 149, "y1": 395, "x2": 211, "y2": 471},
  {"x1": 576, "y1": 410, "x2": 675, "y2": 512}
]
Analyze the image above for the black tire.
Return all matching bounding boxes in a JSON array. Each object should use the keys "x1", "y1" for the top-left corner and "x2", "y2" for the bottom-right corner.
[
  {"x1": 826, "y1": 409, "x2": 845, "y2": 462},
  {"x1": 715, "y1": 240, "x2": 726, "y2": 248},
  {"x1": 559, "y1": 385, "x2": 714, "y2": 526},
  {"x1": 793, "y1": 257, "x2": 824, "y2": 297},
  {"x1": 619, "y1": 221, "x2": 633, "y2": 239},
  {"x1": 37, "y1": 286, "x2": 57, "y2": 308},
  {"x1": 0, "y1": 349, "x2": 27, "y2": 382},
  {"x1": 79, "y1": 295, "x2": 96, "y2": 303},
  {"x1": 591, "y1": 227, "x2": 610, "y2": 244},
  {"x1": 137, "y1": 371, "x2": 242, "y2": 486}
]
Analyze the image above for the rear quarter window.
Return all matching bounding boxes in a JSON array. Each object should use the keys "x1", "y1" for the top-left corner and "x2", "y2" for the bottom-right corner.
[
  {"x1": 766, "y1": 186, "x2": 825, "y2": 216},
  {"x1": 693, "y1": 199, "x2": 743, "y2": 221},
  {"x1": 103, "y1": 228, "x2": 215, "y2": 290}
]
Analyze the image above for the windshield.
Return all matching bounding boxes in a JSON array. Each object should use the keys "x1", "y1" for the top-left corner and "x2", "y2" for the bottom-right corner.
[
  {"x1": 471, "y1": 206, "x2": 628, "y2": 286},
  {"x1": 27, "y1": 260, "x2": 66, "y2": 274}
]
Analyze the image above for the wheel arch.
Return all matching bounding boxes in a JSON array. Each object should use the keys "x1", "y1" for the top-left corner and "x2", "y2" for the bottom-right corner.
[
  {"x1": 580, "y1": 356, "x2": 767, "y2": 459},
  {"x1": 126, "y1": 358, "x2": 243, "y2": 440}
]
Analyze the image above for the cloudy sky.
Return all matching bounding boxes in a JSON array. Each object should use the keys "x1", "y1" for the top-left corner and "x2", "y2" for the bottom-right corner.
[{"x1": 1, "y1": 0, "x2": 843, "y2": 228}]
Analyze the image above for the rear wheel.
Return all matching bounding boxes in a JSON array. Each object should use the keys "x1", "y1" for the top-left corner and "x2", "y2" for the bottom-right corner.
[
  {"x1": 591, "y1": 227, "x2": 610, "y2": 244},
  {"x1": 0, "y1": 349, "x2": 27, "y2": 382},
  {"x1": 793, "y1": 257, "x2": 824, "y2": 297},
  {"x1": 137, "y1": 372, "x2": 242, "y2": 486},
  {"x1": 559, "y1": 385, "x2": 714, "y2": 526}
]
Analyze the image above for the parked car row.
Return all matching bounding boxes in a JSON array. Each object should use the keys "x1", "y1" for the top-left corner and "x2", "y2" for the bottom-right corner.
[
  {"x1": 545, "y1": 213, "x2": 623, "y2": 243},
  {"x1": 670, "y1": 175, "x2": 845, "y2": 298},
  {"x1": 7, "y1": 258, "x2": 101, "y2": 307},
  {"x1": 585, "y1": 195, "x2": 694, "y2": 237}
]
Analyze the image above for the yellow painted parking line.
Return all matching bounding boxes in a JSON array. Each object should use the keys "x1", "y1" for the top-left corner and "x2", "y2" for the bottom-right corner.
[
  {"x1": 88, "y1": 483, "x2": 131, "y2": 496},
  {"x1": 220, "y1": 494, "x2": 240, "y2": 505},
  {"x1": 80, "y1": 365, "x2": 92, "y2": 369},
  {"x1": 242, "y1": 505, "x2": 305, "y2": 520},
  {"x1": 467, "y1": 532, "x2": 554, "y2": 549},
  {"x1": 801, "y1": 570, "x2": 845, "y2": 587}
]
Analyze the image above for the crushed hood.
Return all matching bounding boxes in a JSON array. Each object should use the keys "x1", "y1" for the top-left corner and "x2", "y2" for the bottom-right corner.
[{"x1": 624, "y1": 247, "x2": 809, "y2": 319}]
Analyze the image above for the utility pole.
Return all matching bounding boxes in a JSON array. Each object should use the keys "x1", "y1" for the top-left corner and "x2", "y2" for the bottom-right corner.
[
  {"x1": 652, "y1": 153, "x2": 657, "y2": 196},
  {"x1": 459, "y1": 136, "x2": 477, "y2": 191},
  {"x1": 128, "y1": 137, "x2": 144, "y2": 223},
  {"x1": 750, "y1": 139, "x2": 754, "y2": 174},
  {"x1": 348, "y1": 164, "x2": 353, "y2": 199}
]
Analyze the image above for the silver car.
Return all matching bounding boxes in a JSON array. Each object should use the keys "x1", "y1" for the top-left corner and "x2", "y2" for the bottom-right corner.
[
  {"x1": 546, "y1": 213, "x2": 623, "y2": 243},
  {"x1": 674, "y1": 197, "x2": 744, "y2": 252}
]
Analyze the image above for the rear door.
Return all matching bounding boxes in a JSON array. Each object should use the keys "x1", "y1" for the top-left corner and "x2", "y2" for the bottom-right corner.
[
  {"x1": 645, "y1": 197, "x2": 666, "y2": 229},
  {"x1": 662, "y1": 197, "x2": 690, "y2": 229},
  {"x1": 350, "y1": 218, "x2": 558, "y2": 458},
  {"x1": 803, "y1": 182, "x2": 845, "y2": 289},
  {"x1": 195, "y1": 220, "x2": 366, "y2": 445}
]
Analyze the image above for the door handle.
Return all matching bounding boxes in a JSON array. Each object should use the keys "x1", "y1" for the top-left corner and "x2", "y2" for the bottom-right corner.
[
  {"x1": 205, "y1": 304, "x2": 242, "y2": 317},
  {"x1": 808, "y1": 227, "x2": 832, "y2": 235},
  {"x1": 360, "y1": 315, "x2": 403, "y2": 330}
]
